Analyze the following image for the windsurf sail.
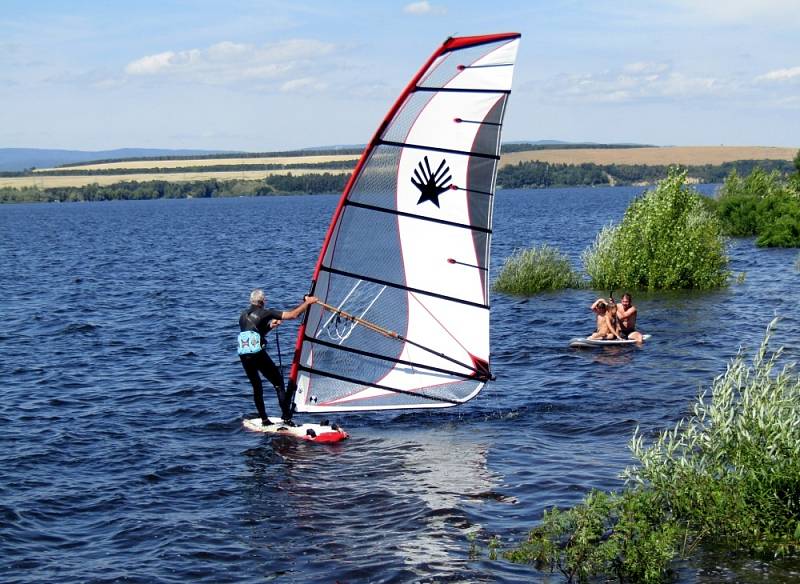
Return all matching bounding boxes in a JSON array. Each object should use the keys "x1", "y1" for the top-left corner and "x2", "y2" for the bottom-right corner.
[{"x1": 289, "y1": 33, "x2": 521, "y2": 413}]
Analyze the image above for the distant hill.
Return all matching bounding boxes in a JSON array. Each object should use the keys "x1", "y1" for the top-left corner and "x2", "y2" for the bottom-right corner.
[
  {"x1": 1, "y1": 142, "x2": 658, "y2": 172},
  {"x1": 0, "y1": 148, "x2": 237, "y2": 172}
]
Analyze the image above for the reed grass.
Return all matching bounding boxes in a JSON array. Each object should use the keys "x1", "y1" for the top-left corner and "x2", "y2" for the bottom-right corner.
[{"x1": 493, "y1": 244, "x2": 583, "y2": 295}]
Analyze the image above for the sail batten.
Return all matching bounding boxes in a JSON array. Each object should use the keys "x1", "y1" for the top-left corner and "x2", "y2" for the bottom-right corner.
[
  {"x1": 318, "y1": 265, "x2": 490, "y2": 310},
  {"x1": 378, "y1": 139, "x2": 501, "y2": 160},
  {"x1": 289, "y1": 33, "x2": 520, "y2": 413},
  {"x1": 345, "y1": 201, "x2": 493, "y2": 234}
]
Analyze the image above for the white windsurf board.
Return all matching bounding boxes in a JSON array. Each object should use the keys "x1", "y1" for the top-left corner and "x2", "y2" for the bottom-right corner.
[
  {"x1": 243, "y1": 417, "x2": 348, "y2": 443},
  {"x1": 569, "y1": 334, "x2": 651, "y2": 348}
]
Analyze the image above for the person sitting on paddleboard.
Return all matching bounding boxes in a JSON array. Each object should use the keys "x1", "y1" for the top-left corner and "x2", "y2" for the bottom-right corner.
[
  {"x1": 589, "y1": 298, "x2": 621, "y2": 340},
  {"x1": 612, "y1": 292, "x2": 644, "y2": 343},
  {"x1": 238, "y1": 289, "x2": 317, "y2": 427}
]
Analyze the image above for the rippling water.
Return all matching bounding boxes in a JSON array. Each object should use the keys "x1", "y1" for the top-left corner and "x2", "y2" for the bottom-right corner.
[{"x1": 2, "y1": 187, "x2": 799, "y2": 583}]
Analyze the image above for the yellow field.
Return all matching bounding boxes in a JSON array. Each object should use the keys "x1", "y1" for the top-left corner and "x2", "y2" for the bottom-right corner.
[
  {"x1": 33, "y1": 153, "x2": 361, "y2": 172},
  {"x1": 6, "y1": 146, "x2": 796, "y2": 190},
  {"x1": 0, "y1": 168, "x2": 349, "y2": 189},
  {"x1": 502, "y1": 146, "x2": 797, "y2": 166}
]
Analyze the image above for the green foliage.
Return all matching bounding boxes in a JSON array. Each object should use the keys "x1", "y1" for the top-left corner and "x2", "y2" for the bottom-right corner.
[
  {"x1": 625, "y1": 318, "x2": 800, "y2": 555},
  {"x1": 493, "y1": 244, "x2": 583, "y2": 295},
  {"x1": 716, "y1": 167, "x2": 800, "y2": 247},
  {"x1": 495, "y1": 159, "x2": 795, "y2": 189},
  {"x1": 504, "y1": 489, "x2": 680, "y2": 583},
  {"x1": 582, "y1": 168, "x2": 730, "y2": 290},
  {"x1": 505, "y1": 321, "x2": 800, "y2": 581}
]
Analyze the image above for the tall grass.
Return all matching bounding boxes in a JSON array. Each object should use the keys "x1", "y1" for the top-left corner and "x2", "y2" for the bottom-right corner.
[
  {"x1": 493, "y1": 244, "x2": 583, "y2": 295},
  {"x1": 582, "y1": 168, "x2": 729, "y2": 290},
  {"x1": 504, "y1": 319, "x2": 800, "y2": 582}
]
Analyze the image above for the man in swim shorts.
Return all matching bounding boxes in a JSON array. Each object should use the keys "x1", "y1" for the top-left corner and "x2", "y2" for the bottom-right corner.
[{"x1": 613, "y1": 292, "x2": 644, "y2": 343}]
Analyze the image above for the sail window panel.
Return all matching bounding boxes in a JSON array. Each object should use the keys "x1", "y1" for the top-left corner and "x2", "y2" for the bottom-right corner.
[
  {"x1": 309, "y1": 274, "x2": 409, "y2": 360},
  {"x1": 418, "y1": 39, "x2": 516, "y2": 90},
  {"x1": 346, "y1": 145, "x2": 402, "y2": 209},
  {"x1": 382, "y1": 91, "x2": 507, "y2": 157},
  {"x1": 324, "y1": 204, "x2": 405, "y2": 284},
  {"x1": 304, "y1": 374, "x2": 484, "y2": 410}
]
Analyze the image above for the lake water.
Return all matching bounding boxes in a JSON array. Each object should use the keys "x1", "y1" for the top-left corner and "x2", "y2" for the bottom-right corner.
[{"x1": 2, "y1": 186, "x2": 799, "y2": 583}]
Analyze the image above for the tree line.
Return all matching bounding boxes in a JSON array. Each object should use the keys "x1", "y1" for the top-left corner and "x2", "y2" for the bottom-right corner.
[
  {"x1": 2, "y1": 157, "x2": 798, "y2": 207},
  {"x1": 497, "y1": 159, "x2": 795, "y2": 189},
  {"x1": 0, "y1": 173, "x2": 349, "y2": 204}
]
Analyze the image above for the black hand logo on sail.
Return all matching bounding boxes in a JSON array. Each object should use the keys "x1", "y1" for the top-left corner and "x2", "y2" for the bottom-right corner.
[{"x1": 411, "y1": 156, "x2": 452, "y2": 208}]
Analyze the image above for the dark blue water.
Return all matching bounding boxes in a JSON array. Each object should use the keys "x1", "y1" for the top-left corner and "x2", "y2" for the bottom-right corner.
[{"x1": 2, "y1": 187, "x2": 799, "y2": 583}]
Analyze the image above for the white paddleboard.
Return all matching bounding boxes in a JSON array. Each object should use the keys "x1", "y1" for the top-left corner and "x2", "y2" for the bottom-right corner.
[
  {"x1": 243, "y1": 417, "x2": 348, "y2": 443},
  {"x1": 569, "y1": 334, "x2": 651, "y2": 348}
]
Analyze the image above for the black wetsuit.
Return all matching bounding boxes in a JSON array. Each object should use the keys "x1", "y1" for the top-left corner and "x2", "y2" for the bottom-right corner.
[{"x1": 239, "y1": 304, "x2": 289, "y2": 422}]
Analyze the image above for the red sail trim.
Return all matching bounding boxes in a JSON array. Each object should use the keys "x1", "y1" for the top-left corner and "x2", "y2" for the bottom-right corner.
[
  {"x1": 288, "y1": 32, "x2": 518, "y2": 389},
  {"x1": 442, "y1": 33, "x2": 521, "y2": 53}
]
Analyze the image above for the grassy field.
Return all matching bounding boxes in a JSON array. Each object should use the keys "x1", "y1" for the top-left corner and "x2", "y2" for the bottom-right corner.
[
  {"x1": 6, "y1": 146, "x2": 796, "y2": 190},
  {"x1": 34, "y1": 153, "x2": 360, "y2": 172},
  {"x1": 503, "y1": 146, "x2": 797, "y2": 166},
  {"x1": 0, "y1": 168, "x2": 344, "y2": 188}
]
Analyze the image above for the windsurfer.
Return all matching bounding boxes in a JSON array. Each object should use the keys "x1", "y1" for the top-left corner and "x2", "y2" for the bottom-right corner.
[
  {"x1": 238, "y1": 289, "x2": 317, "y2": 426},
  {"x1": 589, "y1": 298, "x2": 620, "y2": 340},
  {"x1": 612, "y1": 292, "x2": 644, "y2": 343}
]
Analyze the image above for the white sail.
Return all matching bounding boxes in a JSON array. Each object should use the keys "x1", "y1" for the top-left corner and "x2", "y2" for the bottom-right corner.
[{"x1": 288, "y1": 34, "x2": 521, "y2": 413}]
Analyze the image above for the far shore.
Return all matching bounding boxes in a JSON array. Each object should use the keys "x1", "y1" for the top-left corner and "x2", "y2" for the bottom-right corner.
[{"x1": 3, "y1": 145, "x2": 796, "y2": 190}]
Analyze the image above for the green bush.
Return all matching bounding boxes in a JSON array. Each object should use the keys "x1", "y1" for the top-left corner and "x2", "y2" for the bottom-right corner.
[
  {"x1": 505, "y1": 320, "x2": 800, "y2": 581},
  {"x1": 716, "y1": 167, "x2": 800, "y2": 247},
  {"x1": 582, "y1": 168, "x2": 729, "y2": 290},
  {"x1": 504, "y1": 489, "x2": 680, "y2": 583},
  {"x1": 626, "y1": 317, "x2": 800, "y2": 554},
  {"x1": 493, "y1": 244, "x2": 582, "y2": 295}
]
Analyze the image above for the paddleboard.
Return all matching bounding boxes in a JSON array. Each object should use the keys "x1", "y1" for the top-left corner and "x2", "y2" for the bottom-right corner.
[
  {"x1": 569, "y1": 334, "x2": 651, "y2": 348},
  {"x1": 243, "y1": 417, "x2": 348, "y2": 443}
]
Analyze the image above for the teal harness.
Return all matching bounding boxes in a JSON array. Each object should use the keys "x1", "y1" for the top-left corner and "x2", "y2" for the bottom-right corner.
[
  {"x1": 237, "y1": 330, "x2": 262, "y2": 355},
  {"x1": 238, "y1": 309, "x2": 264, "y2": 355}
]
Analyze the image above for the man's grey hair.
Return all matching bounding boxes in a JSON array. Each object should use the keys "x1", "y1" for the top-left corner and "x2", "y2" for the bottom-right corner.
[{"x1": 250, "y1": 289, "x2": 265, "y2": 305}]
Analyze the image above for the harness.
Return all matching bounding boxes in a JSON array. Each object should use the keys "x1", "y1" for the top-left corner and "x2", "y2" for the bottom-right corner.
[{"x1": 237, "y1": 309, "x2": 264, "y2": 355}]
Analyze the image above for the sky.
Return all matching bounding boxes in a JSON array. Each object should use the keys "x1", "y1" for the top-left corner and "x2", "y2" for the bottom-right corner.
[{"x1": 1, "y1": 0, "x2": 798, "y2": 151}]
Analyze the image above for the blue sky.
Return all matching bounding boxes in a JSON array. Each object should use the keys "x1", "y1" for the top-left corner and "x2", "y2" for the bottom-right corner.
[{"x1": 1, "y1": 0, "x2": 798, "y2": 151}]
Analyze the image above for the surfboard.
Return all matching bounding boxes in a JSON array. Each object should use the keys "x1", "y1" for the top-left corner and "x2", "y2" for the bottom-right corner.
[
  {"x1": 569, "y1": 334, "x2": 651, "y2": 348},
  {"x1": 243, "y1": 417, "x2": 349, "y2": 443}
]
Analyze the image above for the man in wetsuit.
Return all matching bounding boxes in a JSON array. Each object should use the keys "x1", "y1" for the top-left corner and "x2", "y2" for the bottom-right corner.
[
  {"x1": 238, "y1": 288, "x2": 317, "y2": 426},
  {"x1": 613, "y1": 292, "x2": 644, "y2": 343}
]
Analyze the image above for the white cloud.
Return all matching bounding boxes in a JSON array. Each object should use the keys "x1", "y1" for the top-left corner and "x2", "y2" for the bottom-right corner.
[
  {"x1": 755, "y1": 66, "x2": 800, "y2": 82},
  {"x1": 124, "y1": 39, "x2": 336, "y2": 88},
  {"x1": 280, "y1": 77, "x2": 327, "y2": 93},
  {"x1": 403, "y1": 1, "x2": 447, "y2": 15},
  {"x1": 541, "y1": 63, "x2": 725, "y2": 104}
]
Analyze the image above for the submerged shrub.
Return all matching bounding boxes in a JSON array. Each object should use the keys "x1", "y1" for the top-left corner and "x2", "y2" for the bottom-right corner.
[
  {"x1": 505, "y1": 320, "x2": 800, "y2": 581},
  {"x1": 493, "y1": 244, "x2": 582, "y2": 295},
  {"x1": 504, "y1": 489, "x2": 680, "y2": 584},
  {"x1": 582, "y1": 168, "x2": 729, "y2": 290},
  {"x1": 625, "y1": 317, "x2": 800, "y2": 554}
]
